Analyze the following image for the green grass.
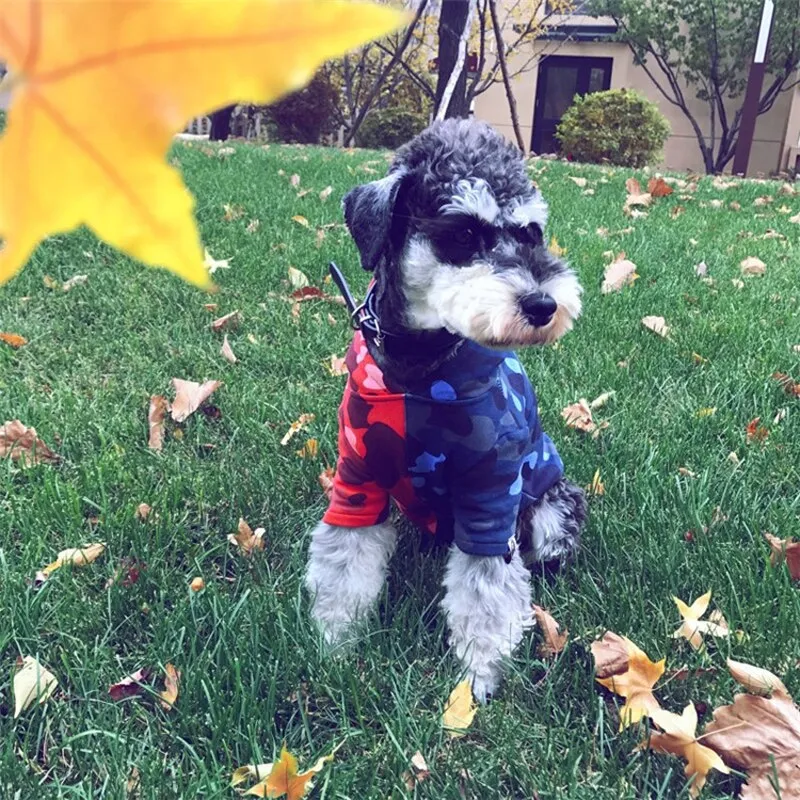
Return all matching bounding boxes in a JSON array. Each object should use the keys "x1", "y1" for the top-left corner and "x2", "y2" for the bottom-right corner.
[{"x1": 1, "y1": 141, "x2": 799, "y2": 799}]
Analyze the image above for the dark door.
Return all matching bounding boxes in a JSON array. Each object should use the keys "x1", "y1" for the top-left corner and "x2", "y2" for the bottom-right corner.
[{"x1": 531, "y1": 56, "x2": 612, "y2": 155}]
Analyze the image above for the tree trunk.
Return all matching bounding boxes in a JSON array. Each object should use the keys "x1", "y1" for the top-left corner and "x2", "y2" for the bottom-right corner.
[
  {"x1": 209, "y1": 105, "x2": 236, "y2": 141},
  {"x1": 488, "y1": 0, "x2": 525, "y2": 151},
  {"x1": 435, "y1": 0, "x2": 471, "y2": 119}
]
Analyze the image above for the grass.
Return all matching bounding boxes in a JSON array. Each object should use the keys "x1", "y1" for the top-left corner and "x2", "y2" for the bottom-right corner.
[{"x1": 1, "y1": 140, "x2": 799, "y2": 799}]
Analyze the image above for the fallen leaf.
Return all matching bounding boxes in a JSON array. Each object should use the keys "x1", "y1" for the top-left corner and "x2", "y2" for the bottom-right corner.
[
  {"x1": 42, "y1": 542, "x2": 106, "y2": 576},
  {"x1": 641, "y1": 316, "x2": 670, "y2": 337},
  {"x1": 13, "y1": 656, "x2": 59, "y2": 718},
  {"x1": 223, "y1": 203, "x2": 245, "y2": 221},
  {"x1": 790, "y1": 213, "x2": 800, "y2": 224},
  {"x1": 0, "y1": 332, "x2": 28, "y2": 347},
  {"x1": 583, "y1": 188, "x2": 595, "y2": 196},
  {"x1": 170, "y1": 379, "x2": 222, "y2": 423},
  {"x1": 728, "y1": 451, "x2": 742, "y2": 467},
  {"x1": 696, "y1": 406, "x2": 717, "y2": 418},
  {"x1": 591, "y1": 631, "x2": 633, "y2": 679},
  {"x1": 231, "y1": 763, "x2": 276, "y2": 788},
  {"x1": 326, "y1": 355, "x2": 347, "y2": 376},
  {"x1": 126, "y1": 766, "x2": 141, "y2": 798},
  {"x1": 158, "y1": 663, "x2": 180, "y2": 710},
  {"x1": 403, "y1": 751, "x2": 430, "y2": 791},
  {"x1": 0, "y1": 419, "x2": 59, "y2": 465},
  {"x1": 319, "y1": 467, "x2": 335, "y2": 499},
  {"x1": 643, "y1": 704, "x2": 729, "y2": 798},
  {"x1": 670, "y1": 205, "x2": 685, "y2": 219},
  {"x1": 148, "y1": 395, "x2": 169, "y2": 451},
  {"x1": 753, "y1": 195, "x2": 773, "y2": 207},
  {"x1": 759, "y1": 228, "x2": 785, "y2": 240},
  {"x1": 726, "y1": 658, "x2": 788, "y2": 697},
  {"x1": 712, "y1": 176, "x2": 738, "y2": 190},
  {"x1": 281, "y1": 413, "x2": 315, "y2": 446},
  {"x1": 568, "y1": 176, "x2": 588, "y2": 187},
  {"x1": 691, "y1": 353, "x2": 708, "y2": 365},
  {"x1": 601, "y1": 254, "x2": 638, "y2": 293},
  {"x1": 292, "y1": 215, "x2": 311, "y2": 229},
  {"x1": 772, "y1": 371, "x2": 800, "y2": 397},
  {"x1": 244, "y1": 746, "x2": 336, "y2": 799},
  {"x1": 217, "y1": 146, "x2": 236, "y2": 156},
  {"x1": 295, "y1": 439, "x2": 319, "y2": 459},
  {"x1": 624, "y1": 177, "x2": 652, "y2": 212},
  {"x1": 203, "y1": 249, "x2": 232, "y2": 274},
  {"x1": 763, "y1": 533, "x2": 800, "y2": 581},
  {"x1": 288, "y1": 267, "x2": 310, "y2": 290},
  {"x1": 595, "y1": 636, "x2": 665, "y2": 729},
  {"x1": 708, "y1": 199, "x2": 724, "y2": 209},
  {"x1": 290, "y1": 173, "x2": 301, "y2": 188},
  {"x1": 533, "y1": 605, "x2": 568, "y2": 657},
  {"x1": 745, "y1": 417, "x2": 769, "y2": 444},
  {"x1": 647, "y1": 177, "x2": 673, "y2": 197},
  {"x1": 740, "y1": 256, "x2": 766, "y2": 276},
  {"x1": 589, "y1": 391, "x2": 614, "y2": 410},
  {"x1": 694, "y1": 262, "x2": 708, "y2": 277},
  {"x1": 210, "y1": 310, "x2": 242, "y2": 331},
  {"x1": 778, "y1": 182, "x2": 796, "y2": 197},
  {"x1": 135, "y1": 503, "x2": 152, "y2": 520},
  {"x1": 108, "y1": 668, "x2": 152, "y2": 701},
  {"x1": 203, "y1": 303, "x2": 219, "y2": 312},
  {"x1": 548, "y1": 236, "x2": 566, "y2": 257},
  {"x1": 319, "y1": 186, "x2": 333, "y2": 201},
  {"x1": 703, "y1": 661, "x2": 800, "y2": 799},
  {"x1": 443, "y1": 680, "x2": 477, "y2": 737},
  {"x1": 678, "y1": 467, "x2": 697, "y2": 478},
  {"x1": 228, "y1": 517, "x2": 266, "y2": 555},
  {"x1": 221, "y1": 334, "x2": 237, "y2": 364},
  {"x1": 774, "y1": 407, "x2": 787, "y2": 425},
  {"x1": 246, "y1": 218, "x2": 261, "y2": 234},
  {"x1": 731, "y1": 278, "x2": 745, "y2": 289},
  {"x1": 190, "y1": 576, "x2": 205, "y2": 591},
  {"x1": 561, "y1": 399, "x2": 596, "y2": 433},
  {"x1": 729, "y1": 200, "x2": 741, "y2": 211},
  {"x1": 672, "y1": 591, "x2": 729, "y2": 650},
  {"x1": 586, "y1": 468, "x2": 605, "y2": 496}
]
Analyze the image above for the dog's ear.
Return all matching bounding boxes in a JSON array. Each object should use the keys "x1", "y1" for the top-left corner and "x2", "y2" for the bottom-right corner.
[{"x1": 342, "y1": 171, "x2": 406, "y2": 271}]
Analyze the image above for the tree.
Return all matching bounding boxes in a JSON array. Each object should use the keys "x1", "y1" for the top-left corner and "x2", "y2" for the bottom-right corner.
[
  {"x1": 589, "y1": 0, "x2": 800, "y2": 173},
  {"x1": 208, "y1": 105, "x2": 236, "y2": 141}
]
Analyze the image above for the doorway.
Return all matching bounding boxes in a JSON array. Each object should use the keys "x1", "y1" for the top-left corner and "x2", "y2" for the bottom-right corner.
[{"x1": 531, "y1": 55, "x2": 612, "y2": 154}]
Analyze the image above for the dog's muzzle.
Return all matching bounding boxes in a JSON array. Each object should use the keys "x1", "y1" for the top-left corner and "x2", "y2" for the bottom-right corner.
[{"x1": 520, "y1": 292, "x2": 557, "y2": 327}]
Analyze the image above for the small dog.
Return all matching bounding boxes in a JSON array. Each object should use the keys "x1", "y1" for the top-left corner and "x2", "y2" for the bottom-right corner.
[{"x1": 305, "y1": 119, "x2": 586, "y2": 701}]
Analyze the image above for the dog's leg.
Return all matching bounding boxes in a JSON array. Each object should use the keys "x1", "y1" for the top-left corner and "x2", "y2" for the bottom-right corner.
[
  {"x1": 305, "y1": 521, "x2": 397, "y2": 646},
  {"x1": 441, "y1": 546, "x2": 534, "y2": 703},
  {"x1": 517, "y1": 478, "x2": 586, "y2": 566}
]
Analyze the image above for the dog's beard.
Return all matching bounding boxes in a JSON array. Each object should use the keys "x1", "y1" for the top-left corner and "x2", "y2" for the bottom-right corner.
[{"x1": 402, "y1": 237, "x2": 582, "y2": 347}]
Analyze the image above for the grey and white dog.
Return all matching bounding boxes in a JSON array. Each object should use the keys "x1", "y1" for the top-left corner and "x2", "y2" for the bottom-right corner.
[{"x1": 305, "y1": 119, "x2": 586, "y2": 701}]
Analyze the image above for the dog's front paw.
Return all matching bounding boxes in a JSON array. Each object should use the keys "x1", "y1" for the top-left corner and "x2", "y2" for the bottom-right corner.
[{"x1": 469, "y1": 666, "x2": 502, "y2": 704}]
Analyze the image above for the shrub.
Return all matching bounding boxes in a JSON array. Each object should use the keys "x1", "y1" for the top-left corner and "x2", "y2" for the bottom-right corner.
[
  {"x1": 267, "y1": 71, "x2": 338, "y2": 144},
  {"x1": 555, "y1": 89, "x2": 670, "y2": 168},
  {"x1": 356, "y1": 108, "x2": 428, "y2": 150},
  {"x1": 0, "y1": 109, "x2": 6, "y2": 134}
]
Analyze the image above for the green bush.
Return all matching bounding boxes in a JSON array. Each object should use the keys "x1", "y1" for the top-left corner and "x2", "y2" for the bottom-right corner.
[
  {"x1": 267, "y1": 71, "x2": 338, "y2": 144},
  {"x1": 555, "y1": 89, "x2": 670, "y2": 168},
  {"x1": 356, "y1": 108, "x2": 428, "y2": 150},
  {"x1": 0, "y1": 109, "x2": 6, "y2": 134}
]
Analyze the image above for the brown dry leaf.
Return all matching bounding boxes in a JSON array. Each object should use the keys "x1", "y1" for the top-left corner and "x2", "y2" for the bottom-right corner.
[
  {"x1": 740, "y1": 256, "x2": 766, "y2": 276},
  {"x1": 533, "y1": 605, "x2": 568, "y2": 657},
  {"x1": 223, "y1": 203, "x2": 245, "y2": 222},
  {"x1": 210, "y1": 310, "x2": 242, "y2": 332},
  {"x1": 280, "y1": 413, "x2": 315, "y2": 446},
  {"x1": 641, "y1": 315, "x2": 670, "y2": 337},
  {"x1": 0, "y1": 332, "x2": 27, "y2": 348},
  {"x1": 589, "y1": 391, "x2": 614, "y2": 410},
  {"x1": 624, "y1": 177, "x2": 652, "y2": 212},
  {"x1": 108, "y1": 667, "x2": 152, "y2": 702},
  {"x1": 135, "y1": 503, "x2": 152, "y2": 521},
  {"x1": 591, "y1": 631, "x2": 632, "y2": 679},
  {"x1": 203, "y1": 303, "x2": 218, "y2": 312},
  {"x1": 0, "y1": 420, "x2": 59, "y2": 466},
  {"x1": 13, "y1": 656, "x2": 59, "y2": 718},
  {"x1": 548, "y1": 236, "x2": 567, "y2": 257},
  {"x1": 763, "y1": 533, "x2": 800, "y2": 581},
  {"x1": 295, "y1": 439, "x2": 319, "y2": 459},
  {"x1": 220, "y1": 335, "x2": 237, "y2": 364},
  {"x1": 403, "y1": 751, "x2": 430, "y2": 791},
  {"x1": 643, "y1": 704, "x2": 729, "y2": 798},
  {"x1": 319, "y1": 467, "x2": 335, "y2": 499},
  {"x1": 203, "y1": 249, "x2": 231, "y2": 274},
  {"x1": 745, "y1": 417, "x2": 769, "y2": 444},
  {"x1": 292, "y1": 215, "x2": 311, "y2": 229},
  {"x1": 647, "y1": 177, "x2": 674, "y2": 197},
  {"x1": 158, "y1": 664, "x2": 180, "y2": 710},
  {"x1": 170, "y1": 379, "x2": 222, "y2": 423},
  {"x1": 246, "y1": 218, "x2": 261, "y2": 234},
  {"x1": 595, "y1": 636, "x2": 665, "y2": 729},
  {"x1": 712, "y1": 176, "x2": 738, "y2": 191},
  {"x1": 319, "y1": 186, "x2": 333, "y2": 201},
  {"x1": 726, "y1": 658, "x2": 788, "y2": 697},
  {"x1": 326, "y1": 355, "x2": 347, "y2": 376},
  {"x1": 443, "y1": 680, "x2": 477, "y2": 737},
  {"x1": 561, "y1": 399, "x2": 596, "y2": 433},
  {"x1": 708, "y1": 199, "x2": 724, "y2": 209},
  {"x1": 670, "y1": 205, "x2": 685, "y2": 219},
  {"x1": 753, "y1": 195, "x2": 772, "y2": 207},
  {"x1": 772, "y1": 372, "x2": 800, "y2": 397},
  {"x1": 586, "y1": 468, "x2": 605, "y2": 496},
  {"x1": 778, "y1": 182, "x2": 796, "y2": 197},
  {"x1": 729, "y1": 200, "x2": 742, "y2": 211},
  {"x1": 703, "y1": 660, "x2": 800, "y2": 799},
  {"x1": 228, "y1": 518, "x2": 266, "y2": 555},
  {"x1": 42, "y1": 542, "x2": 106, "y2": 576},
  {"x1": 759, "y1": 229, "x2": 785, "y2": 240},
  {"x1": 790, "y1": 212, "x2": 800, "y2": 224},
  {"x1": 148, "y1": 395, "x2": 169, "y2": 451},
  {"x1": 290, "y1": 173, "x2": 301, "y2": 188},
  {"x1": 568, "y1": 176, "x2": 588, "y2": 188},
  {"x1": 601, "y1": 253, "x2": 639, "y2": 294},
  {"x1": 678, "y1": 467, "x2": 697, "y2": 478}
]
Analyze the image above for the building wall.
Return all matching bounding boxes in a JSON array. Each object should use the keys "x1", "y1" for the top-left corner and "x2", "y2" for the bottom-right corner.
[{"x1": 474, "y1": 29, "x2": 800, "y2": 176}]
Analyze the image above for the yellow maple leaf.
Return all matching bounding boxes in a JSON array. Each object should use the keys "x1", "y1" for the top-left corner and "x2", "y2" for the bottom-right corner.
[
  {"x1": 0, "y1": 0, "x2": 404, "y2": 287},
  {"x1": 596, "y1": 640, "x2": 665, "y2": 729},
  {"x1": 672, "y1": 591, "x2": 729, "y2": 651},
  {"x1": 245, "y1": 746, "x2": 334, "y2": 799},
  {"x1": 442, "y1": 679, "x2": 477, "y2": 737},
  {"x1": 643, "y1": 704, "x2": 729, "y2": 798}
]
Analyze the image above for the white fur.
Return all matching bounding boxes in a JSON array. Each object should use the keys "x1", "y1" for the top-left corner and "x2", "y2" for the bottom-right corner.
[
  {"x1": 403, "y1": 237, "x2": 535, "y2": 343},
  {"x1": 539, "y1": 268, "x2": 583, "y2": 323},
  {"x1": 441, "y1": 546, "x2": 534, "y2": 703},
  {"x1": 305, "y1": 521, "x2": 397, "y2": 646},
  {"x1": 506, "y1": 194, "x2": 549, "y2": 229},
  {"x1": 442, "y1": 178, "x2": 500, "y2": 224},
  {"x1": 524, "y1": 496, "x2": 577, "y2": 562}
]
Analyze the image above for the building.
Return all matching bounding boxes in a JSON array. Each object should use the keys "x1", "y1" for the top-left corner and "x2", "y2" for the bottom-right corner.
[{"x1": 474, "y1": 4, "x2": 800, "y2": 176}]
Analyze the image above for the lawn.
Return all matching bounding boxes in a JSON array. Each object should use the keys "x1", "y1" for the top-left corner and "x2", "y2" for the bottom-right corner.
[{"x1": 1, "y1": 139, "x2": 799, "y2": 799}]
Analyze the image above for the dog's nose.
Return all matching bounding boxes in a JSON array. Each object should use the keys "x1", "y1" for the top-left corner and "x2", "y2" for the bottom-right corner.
[{"x1": 520, "y1": 292, "x2": 557, "y2": 327}]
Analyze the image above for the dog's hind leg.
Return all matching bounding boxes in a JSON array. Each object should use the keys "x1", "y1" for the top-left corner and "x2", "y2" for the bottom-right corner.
[
  {"x1": 305, "y1": 521, "x2": 397, "y2": 646},
  {"x1": 441, "y1": 546, "x2": 534, "y2": 703},
  {"x1": 517, "y1": 478, "x2": 586, "y2": 566}
]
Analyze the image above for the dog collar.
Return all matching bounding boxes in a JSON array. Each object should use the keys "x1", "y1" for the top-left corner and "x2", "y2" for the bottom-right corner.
[{"x1": 329, "y1": 262, "x2": 460, "y2": 358}]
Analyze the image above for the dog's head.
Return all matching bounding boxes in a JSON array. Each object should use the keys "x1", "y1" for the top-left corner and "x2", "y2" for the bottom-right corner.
[{"x1": 342, "y1": 119, "x2": 582, "y2": 348}]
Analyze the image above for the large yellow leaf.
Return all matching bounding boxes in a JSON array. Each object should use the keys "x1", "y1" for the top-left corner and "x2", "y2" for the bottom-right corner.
[{"x1": 0, "y1": 0, "x2": 404, "y2": 287}]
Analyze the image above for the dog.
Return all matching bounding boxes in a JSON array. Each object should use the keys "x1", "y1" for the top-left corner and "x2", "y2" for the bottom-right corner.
[{"x1": 304, "y1": 119, "x2": 586, "y2": 702}]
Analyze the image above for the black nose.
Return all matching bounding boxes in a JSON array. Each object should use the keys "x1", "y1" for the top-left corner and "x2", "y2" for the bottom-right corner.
[{"x1": 520, "y1": 292, "x2": 557, "y2": 326}]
